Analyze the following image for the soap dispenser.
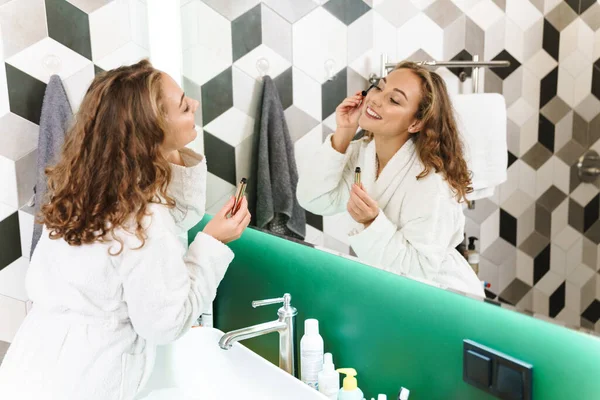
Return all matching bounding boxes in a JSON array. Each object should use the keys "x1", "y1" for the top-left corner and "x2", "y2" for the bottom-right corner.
[
  {"x1": 467, "y1": 236, "x2": 479, "y2": 275},
  {"x1": 337, "y1": 368, "x2": 364, "y2": 400}
]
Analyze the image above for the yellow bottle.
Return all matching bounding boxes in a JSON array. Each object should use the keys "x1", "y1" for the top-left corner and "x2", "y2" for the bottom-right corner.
[{"x1": 337, "y1": 368, "x2": 364, "y2": 400}]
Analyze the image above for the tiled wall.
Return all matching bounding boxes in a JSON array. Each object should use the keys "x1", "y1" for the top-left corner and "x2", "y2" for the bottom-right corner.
[
  {"x1": 1, "y1": 0, "x2": 599, "y2": 345},
  {"x1": 0, "y1": 0, "x2": 149, "y2": 342},
  {"x1": 180, "y1": 0, "x2": 600, "y2": 333}
]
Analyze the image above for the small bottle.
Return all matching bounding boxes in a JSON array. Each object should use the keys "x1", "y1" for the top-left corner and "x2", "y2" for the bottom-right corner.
[
  {"x1": 301, "y1": 319, "x2": 324, "y2": 390},
  {"x1": 398, "y1": 387, "x2": 410, "y2": 400},
  {"x1": 456, "y1": 233, "x2": 468, "y2": 260},
  {"x1": 467, "y1": 236, "x2": 479, "y2": 275},
  {"x1": 337, "y1": 368, "x2": 364, "y2": 400},
  {"x1": 318, "y1": 353, "x2": 340, "y2": 399}
]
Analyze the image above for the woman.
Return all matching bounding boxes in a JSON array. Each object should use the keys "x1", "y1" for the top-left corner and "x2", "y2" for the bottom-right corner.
[
  {"x1": 297, "y1": 61, "x2": 483, "y2": 297},
  {"x1": 0, "y1": 60, "x2": 251, "y2": 399}
]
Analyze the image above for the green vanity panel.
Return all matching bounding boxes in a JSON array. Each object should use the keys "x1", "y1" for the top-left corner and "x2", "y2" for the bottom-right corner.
[{"x1": 190, "y1": 219, "x2": 600, "y2": 399}]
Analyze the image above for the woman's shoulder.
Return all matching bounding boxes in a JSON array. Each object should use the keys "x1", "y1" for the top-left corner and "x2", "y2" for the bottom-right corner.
[{"x1": 114, "y1": 203, "x2": 177, "y2": 246}]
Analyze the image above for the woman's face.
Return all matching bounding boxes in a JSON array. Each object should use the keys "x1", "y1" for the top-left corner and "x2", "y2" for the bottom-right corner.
[
  {"x1": 160, "y1": 72, "x2": 200, "y2": 152},
  {"x1": 358, "y1": 68, "x2": 423, "y2": 138}
]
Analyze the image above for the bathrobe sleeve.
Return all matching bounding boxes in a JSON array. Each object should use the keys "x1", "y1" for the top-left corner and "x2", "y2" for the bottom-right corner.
[
  {"x1": 347, "y1": 180, "x2": 451, "y2": 281},
  {"x1": 168, "y1": 148, "x2": 207, "y2": 234},
  {"x1": 296, "y1": 134, "x2": 357, "y2": 216},
  {"x1": 116, "y1": 214, "x2": 234, "y2": 345}
]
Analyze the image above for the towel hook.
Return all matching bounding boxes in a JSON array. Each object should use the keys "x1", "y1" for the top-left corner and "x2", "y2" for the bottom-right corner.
[
  {"x1": 256, "y1": 57, "x2": 270, "y2": 78},
  {"x1": 324, "y1": 59, "x2": 336, "y2": 81},
  {"x1": 42, "y1": 54, "x2": 62, "y2": 74}
]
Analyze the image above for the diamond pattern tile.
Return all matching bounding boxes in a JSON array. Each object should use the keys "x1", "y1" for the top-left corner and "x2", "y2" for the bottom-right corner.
[
  {"x1": 584, "y1": 220, "x2": 600, "y2": 244},
  {"x1": 285, "y1": 105, "x2": 320, "y2": 143},
  {"x1": 546, "y1": 1, "x2": 578, "y2": 31},
  {"x1": 0, "y1": 0, "x2": 47, "y2": 59},
  {"x1": 582, "y1": 299, "x2": 600, "y2": 324},
  {"x1": 347, "y1": 10, "x2": 373, "y2": 63},
  {"x1": 499, "y1": 278, "x2": 532, "y2": 305},
  {"x1": 203, "y1": 107, "x2": 255, "y2": 148},
  {"x1": 232, "y1": 4, "x2": 262, "y2": 62},
  {"x1": 549, "y1": 280, "x2": 566, "y2": 317},
  {"x1": 465, "y1": 0, "x2": 504, "y2": 30},
  {"x1": 536, "y1": 203, "x2": 552, "y2": 237},
  {"x1": 499, "y1": 208, "x2": 517, "y2": 245},
  {"x1": 5, "y1": 64, "x2": 46, "y2": 125},
  {"x1": 522, "y1": 142, "x2": 553, "y2": 170},
  {"x1": 274, "y1": 67, "x2": 293, "y2": 110},
  {"x1": 575, "y1": 94, "x2": 600, "y2": 122},
  {"x1": 182, "y1": 2, "x2": 232, "y2": 86},
  {"x1": 425, "y1": 0, "x2": 463, "y2": 28},
  {"x1": 323, "y1": 0, "x2": 371, "y2": 25},
  {"x1": 204, "y1": 131, "x2": 236, "y2": 186},
  {"x1": 0, "y1": 212, "x2": 21, "y2": 271},
  {"x1": 523, "y1": 19, "x2": 545, "y2": 61},
  {"x1": 534, "y1": 244, "x2": 551, "y2": 283},
  {"x1": 321, "y1": 67, "x2": 347, "y2": 120},
  {"x1": 442, "y1": 26, "x2": 467, "y2": 66},
  {"x1": 46, "y1": 0, "x2": 93, "y2": 60},
  {"x1": 538, "y1": 113, "x2": 556, "y2": 151},
  {"x1": 397, "y1": 14, "x2": 443, "y2": 60},
  {"x1": 292, "y1": 7, "x2": 347, "y2": 84},
  {"x1": 541, "y1": 95, "x2": 570, "y2": 124},
  {"x1": 506, "y1": 0, "x2": 542, "y2": 31},
  {"x1": 201, "y1": 67, "x2": 233, "y2": 126},
  {"x1": 88, "y1": 1, "x2": 131, "y2": 61},
  {"x1": 374, "y1": 0, "x2": 419, "y2": 28},
  {"x1": 543, "y1": 19, "x2": 561, "y2": 62},
  {"x1": 202, "y1": 0, "x2": 261, "y2": 21},
  {"x1": 557, "y1": 138, "x2": 586, "y2": 166},
  {"x1": 491, "y1": 50, "x2": 521, "y2": 79},
  {"x1": 581, "y1": 2, "x2": 600, "y2": 31},
  {"x1": 262, "y1": 0, "x2": 318, "y2": 23}
]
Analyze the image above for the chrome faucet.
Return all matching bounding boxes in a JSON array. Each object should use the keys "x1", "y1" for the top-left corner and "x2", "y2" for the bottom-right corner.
[{"x1": 218, "y1": 293, "x2": 298, "y2": 376}]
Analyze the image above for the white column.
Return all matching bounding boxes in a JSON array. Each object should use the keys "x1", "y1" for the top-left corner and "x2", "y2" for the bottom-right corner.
[{"x1": 146, "y1": 0, "x2": 183, "y2": 86}]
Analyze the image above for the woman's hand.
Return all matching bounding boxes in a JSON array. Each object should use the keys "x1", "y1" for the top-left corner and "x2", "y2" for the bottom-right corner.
[
  {"x1": 347, "y1": 184, "x2": 379, "y2": 227},
  {"x1": 203, "y1": 196, "x2": 251, "y2": 244},
  {"x1": 335, "y1": 90, "x2": 364, "y2": 132}
]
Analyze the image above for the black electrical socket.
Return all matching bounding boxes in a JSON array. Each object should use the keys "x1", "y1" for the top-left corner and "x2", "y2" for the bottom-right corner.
[{"x1": 463, "y1": 339, "x2": 533, "y2": 400}]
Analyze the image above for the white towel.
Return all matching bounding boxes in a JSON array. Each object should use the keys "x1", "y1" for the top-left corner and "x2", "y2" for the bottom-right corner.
[{"x1": 452, "y1": 93, "x2": 507, "y2": 201}]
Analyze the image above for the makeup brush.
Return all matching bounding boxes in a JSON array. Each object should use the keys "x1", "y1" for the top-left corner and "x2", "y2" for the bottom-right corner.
[{"x1": 361, "y1": 85, "x2": 375, "y2": 97}]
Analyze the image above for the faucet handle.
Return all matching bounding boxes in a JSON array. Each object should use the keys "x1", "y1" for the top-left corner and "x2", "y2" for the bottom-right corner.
[{"x1": 252, "y1": 293, "x2": 292, "y2": 309}]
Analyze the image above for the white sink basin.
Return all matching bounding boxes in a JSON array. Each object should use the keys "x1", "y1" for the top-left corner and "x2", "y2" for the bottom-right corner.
[{"x1": 135, "y1": 327, "x2": 328, "y2": 400}]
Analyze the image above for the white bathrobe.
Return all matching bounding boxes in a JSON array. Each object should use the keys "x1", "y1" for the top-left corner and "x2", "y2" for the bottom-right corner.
[
  {"x1": 297, "y1": 134, "x2": 484, "y2": 297},
  {"x1": 0, "y1": 148, "x2": 234, "y2": 400}
]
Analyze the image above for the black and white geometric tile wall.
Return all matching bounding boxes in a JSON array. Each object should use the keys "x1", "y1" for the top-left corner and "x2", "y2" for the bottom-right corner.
[
  {"x1": 0, "y1": 0, "x2": 599, "y2": 343},
  {"x1": 0, "y1": 0, "x2": 149, "y2": 342}
]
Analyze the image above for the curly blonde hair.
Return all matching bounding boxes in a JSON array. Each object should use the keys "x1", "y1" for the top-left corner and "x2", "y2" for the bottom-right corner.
[
  {"x1": 39, "y1": 59, "x2": 175, "y2": 255},
  {"x1": 367, "y1": 61, "x2": 473, "y2": 202}
]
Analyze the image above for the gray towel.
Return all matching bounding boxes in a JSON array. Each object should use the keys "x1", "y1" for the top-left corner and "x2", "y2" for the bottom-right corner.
[
  {"x1": 30, "y1": 75, "x2": 72, "y2": 257},
  {"x1": 256, "y1": 76, "x2": 306, "y2": 240}
]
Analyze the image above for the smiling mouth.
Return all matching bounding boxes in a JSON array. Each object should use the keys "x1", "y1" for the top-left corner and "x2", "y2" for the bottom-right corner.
[{"x1": 365, "y1": 106, "x2": 382, "y2": 120}]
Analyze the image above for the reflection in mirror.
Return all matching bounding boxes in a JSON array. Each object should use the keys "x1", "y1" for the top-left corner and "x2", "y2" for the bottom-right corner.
[
  {"x1": 296, "y1": 62, "x2": 489, "y2": 298},
  {"x1": 179, "y1": 0, "x2": 600, "y2": 336}
]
